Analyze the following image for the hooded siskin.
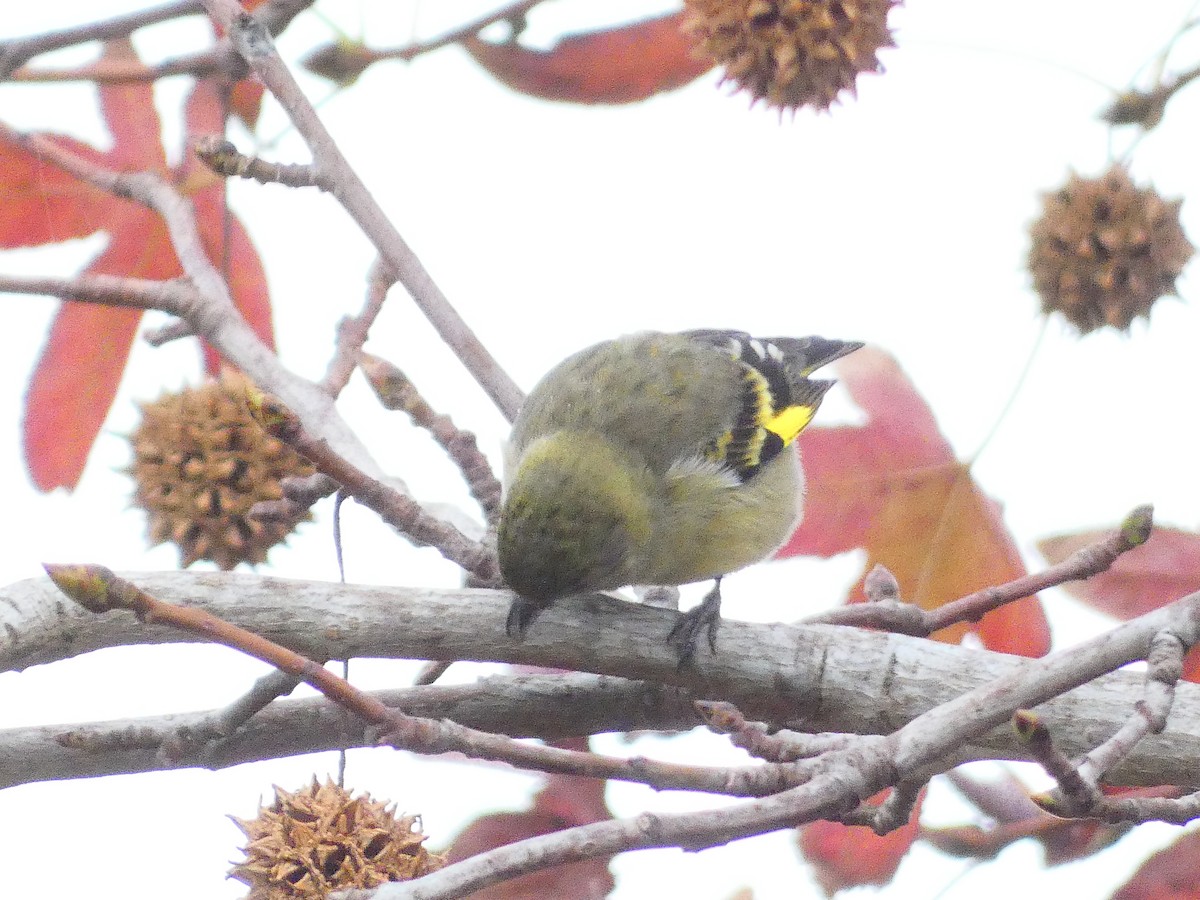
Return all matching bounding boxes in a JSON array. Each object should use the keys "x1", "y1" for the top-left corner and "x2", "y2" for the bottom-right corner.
[
  {"x1": 498, "y1": 329, "x2": 861, "y2": 644},
  {"x1": 499, "y1": 328, "x2": 864, "y2": 643}
]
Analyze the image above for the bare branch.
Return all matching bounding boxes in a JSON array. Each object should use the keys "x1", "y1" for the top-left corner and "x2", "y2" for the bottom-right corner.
[
  {"x1": 42, "y1": 566, "x2": 801, "y2": 799},
  {"x1": 0, "y1": 0, "x2": 203, "y2": 79},
  {"x1": 322, "y1": 261, "x2": 396, "y2": 395}
]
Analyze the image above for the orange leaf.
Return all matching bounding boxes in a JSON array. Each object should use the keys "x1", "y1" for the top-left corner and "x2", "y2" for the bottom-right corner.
[
  {"x1": 786, "y1": 347, "x2": 1050, "y2": 657},
  {"x1": 1111, "y1": 829, "x2": 1200, "y2": 899},
  {"x1": 229, "y1": 80, "x2": 265, "y2": 130},
  {"x1": 463, "y1": 12, "x2": 712, "y2": 104},
  {"x1": 797, "y1": 788, "x2": 924, "y2": 895}
]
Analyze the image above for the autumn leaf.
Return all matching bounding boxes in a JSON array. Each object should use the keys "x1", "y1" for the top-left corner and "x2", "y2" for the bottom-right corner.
[
  {"x1": 785, "y1": 346, "x2": 1050, "y2": 657},
  {"x1": 463, "y1": 12, "x2": 712, "y2": 104},
  {"x1": 1039, "y1": 525, "x2": 1200, "y2": 679},
  {"x1": 6, "y1": 39, "x2": 273, "y2": 492},
  {"x1": 1111, "y1": 828, "x2": 1200, "y2": 899},
  {"x1": 797, "y1": 788, "x2": 924, "y2": 895},
  {"x1": 444, "y1": 739, "x2": 614, "y2": 898}
]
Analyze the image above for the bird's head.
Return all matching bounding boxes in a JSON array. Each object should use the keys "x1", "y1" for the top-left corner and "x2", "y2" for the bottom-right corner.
[{"x1": 498, "y1": 430, "x2": 654, "y2": 604}]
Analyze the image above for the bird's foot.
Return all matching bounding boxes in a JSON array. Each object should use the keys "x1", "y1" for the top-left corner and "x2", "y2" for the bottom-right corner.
[
  {"x1": 506, "y1": 596, "x2": 544, "y2": 638},
  {"x1": 667, "y1": 581, "x2": 722, "y2": 668}
]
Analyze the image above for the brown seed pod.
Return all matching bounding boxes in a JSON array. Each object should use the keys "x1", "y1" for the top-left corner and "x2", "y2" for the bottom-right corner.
[
  {"x1": 127, "y1": 371, "x2": 315, "y2": 569},
  {"x1": 684, "y1": 0, "x2": 898, "y2": 111},
  {"x1": 230, "y1": 779, "x2": 444, "y2": 899},
  {"x1": 1028, "y1": 165, "x2": 1193, "y2": 334}
]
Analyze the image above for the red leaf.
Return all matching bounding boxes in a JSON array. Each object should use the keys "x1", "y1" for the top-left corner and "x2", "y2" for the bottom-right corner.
[
  {"x1": 97, "y1": 39, "x2": 167, "y2": 172},
  {"x1": 1039, "y1": 525, "x2": 1200, "y2": 680},
  {"x1": 0, "y1": 135, "x2": 113, "y2": 247},
  {"x1": 1111, "y1": 829, "x2": 1200, "y2": 899},
  {"x1": 463, "y1": 12, "x2": 712, "y2": 104},
  {"x1": 24, "y1": 208, "x2": 179, "y2": 491},
  {"x1": 785, "y1": 347, "x2": 1050, "y2": 657},
  {"x1": 445, "y1": 747, "x2": 613, "y2": 899},
  {"x1": 797, "y1": 788, "x2": 924, "y2": 895}
]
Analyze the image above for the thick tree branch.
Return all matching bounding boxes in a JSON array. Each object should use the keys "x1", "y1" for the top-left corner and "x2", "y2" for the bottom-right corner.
[{"x1": 8, "y1": 570, "x2": 1200, "y2": 789}]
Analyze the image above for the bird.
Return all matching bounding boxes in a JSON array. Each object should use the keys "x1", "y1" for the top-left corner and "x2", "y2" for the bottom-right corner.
[{"x1": 497, "y1": 329, "x2": 862, "y2": 664}]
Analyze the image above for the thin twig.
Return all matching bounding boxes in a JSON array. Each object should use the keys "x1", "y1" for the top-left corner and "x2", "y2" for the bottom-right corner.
[
  {"x1": 359, "y1": 352, "x2": 504, "y2": 523},
  {"x1": 194, "y1": 134, "x2": 327, "y2": 188},
  {"x1": 0, "y1": 273, "x2": 199, "y2": 314},
  {"x1": 0, "y1": 0, "x2": 203, "y2": 79},
  {"x1": 204, "y1": 1, "x2": 525, "y2": 421},
  {"x1": 247, "y1": 391, "x2": 500, "y2": 584},
  {"x1": 805, "y1": 505, "x2": 1153, "y2": 634},
  {"x1": 322, "y1": 260, "x2": 396, "y2": 395}
]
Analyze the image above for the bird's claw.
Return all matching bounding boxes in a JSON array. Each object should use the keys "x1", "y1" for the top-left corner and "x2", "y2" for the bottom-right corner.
[
  {"x1": 506, "y1": 596, "x2": 543, "y2": 639},
  {"x1": 666, "y1": 583, "x2": 722, "y2": 668}
]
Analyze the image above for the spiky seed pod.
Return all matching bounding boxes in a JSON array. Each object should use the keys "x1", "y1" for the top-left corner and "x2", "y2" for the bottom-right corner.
[
  {"x1": 684, "y1": 0, "x2": 898, "y2": 111},
  {"x1": 127, "y1": 371, "x2": 315, "y2": 569},
  {"x1": 1029, "y1": 166, "x2": 1193, "y2": 333},
  {"x1": 230, "y1": 779, "x2": 444, "y2": 899}
]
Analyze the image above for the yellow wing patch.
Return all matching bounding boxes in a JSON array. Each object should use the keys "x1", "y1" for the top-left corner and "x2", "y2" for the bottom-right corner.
[{"x1": 765, "y1": 404, "x2": 816, "y2": 446}]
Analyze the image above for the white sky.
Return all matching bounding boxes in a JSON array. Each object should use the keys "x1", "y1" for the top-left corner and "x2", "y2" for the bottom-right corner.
[{"x1": 3, "y1": 1, "x2": 1200, "y2": 898}]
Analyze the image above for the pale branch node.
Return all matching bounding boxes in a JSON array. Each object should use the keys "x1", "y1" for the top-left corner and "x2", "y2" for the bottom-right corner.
[
  {"x1": 142, "y1": 317, "x2": 195, "y2": 346},
  {"x1": 40, "y1": 565, "x2": 808, "y2": 799},
  {"x1": 351, "y1": 590, "x2": 1200, "y2": 899},
  {"x1": 804, "y1": 504, "x2": 1154, "y2": 636},
  {"x1": 359, "y1": 352, "x2": 503, "y2": 524},
  {"x1": 158, "y1": 669, "x2": 302, "y2": 767},
  {"x1": 0, "y1": 121, "x2": 389, "y2": 483},
  {"x1": 194, "y1": 134, "x2": 326, "y2": 189},
  {"x1": 839, "y1": 778, "x2": 927, "y2": 834},
  {"x1": 863, "y1": 562, "x2": 901, "y2": 602},
  {"x1": 244, "y1": 391, "x2": 499, "y2": 584},
  {"x1": 202, "y1": 0, "x2": 525, "y2": 421},
  {"x1": 322, "y1": 259, "x2": 397, "y2": 396},
  {"x1": 697, "y1": 700, "x2": 831, "y2": 763},
  {"x1": 0, "y1": 672, "x2": 702, "y2": 788}
]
